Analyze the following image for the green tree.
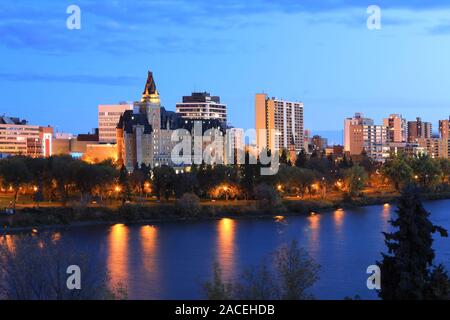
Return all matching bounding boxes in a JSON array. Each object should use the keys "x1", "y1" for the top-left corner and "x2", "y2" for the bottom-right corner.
[
  {"x1": 152, "y1": 165, "x2": 176, "y2": 201},
  {"x1": 0, "y1": 157, "x2": 31, "y2": 210},
  {"x1": 377, "y1": 188, "x2": 449, "y2": 300},
  {"x1": 381, "y1": 155, "x2": 414, "y2": 191},
  {"x1": 410, "y1": 154, "x2": 442, "y2": 189},
  {"x1": 342, "y1": 165, "x2": 368, "y2": 197},
  {"x1": 118, "y1": 165, "x2": 132, "y2": 204}
]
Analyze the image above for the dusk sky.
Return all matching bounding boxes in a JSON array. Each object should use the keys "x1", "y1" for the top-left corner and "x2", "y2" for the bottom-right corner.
[{"x1": 1, "y1": 0, "x2": 450, "y2": 144}]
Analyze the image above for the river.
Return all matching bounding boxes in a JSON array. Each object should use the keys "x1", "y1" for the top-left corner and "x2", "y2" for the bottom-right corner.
[{"x1": 9, "y1": 200, "x2": 450, "y2": 300}]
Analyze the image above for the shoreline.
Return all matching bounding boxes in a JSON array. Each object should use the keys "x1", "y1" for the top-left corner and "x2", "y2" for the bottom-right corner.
[{"x1": 2, "y1": 192, "x2": 450, "y2": 235}]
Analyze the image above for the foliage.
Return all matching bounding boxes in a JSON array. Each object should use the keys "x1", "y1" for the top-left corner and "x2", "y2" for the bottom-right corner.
[
  {"x1": 203, "y1": 240, "x2": 319, "y2": 300},
  {"x1": 175, "y1": 193, "x2": 201, "y2": 217},
  {"x1": 377, "y1": 187, "x2": 450, "y2": 300},
  {"x1": 0, "y1": 234, "x2": 126, "y2": 300}
]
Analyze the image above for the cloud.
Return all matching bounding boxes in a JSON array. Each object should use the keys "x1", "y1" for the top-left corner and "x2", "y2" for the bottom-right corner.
[
  {"x1": 1, "y1": 0, "x2": 450, "y2": 55},
  {"x1": 0, "y1": 72, "x2": 141, "y2": 86},
  {"x1": 428, "y1": 22, "x2": 450, "y2": 35}
]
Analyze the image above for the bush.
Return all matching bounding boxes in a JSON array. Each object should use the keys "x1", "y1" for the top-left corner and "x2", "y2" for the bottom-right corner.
[
  {"x1": 175, "y1": 193, "x2": 201, "y2": 217},
  {"x1": 203, "y1": 240, "x2": 319, "y2": 300},
  {"x1": 0, "y1": 234, "x2": 126, "y2": 300},
  {"x1": 254, "y1": 184, "x2": 282, "y2": 211}
]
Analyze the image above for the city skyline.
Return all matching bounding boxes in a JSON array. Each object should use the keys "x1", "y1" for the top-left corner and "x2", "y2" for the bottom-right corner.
[{"x1": 2, "y1": 1, "x2": 450, "y2": 136}]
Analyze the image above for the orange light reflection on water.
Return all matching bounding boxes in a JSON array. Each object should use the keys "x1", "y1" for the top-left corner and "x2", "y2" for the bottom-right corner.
[
  {"x1": 217, "y1": 218, "x2": 236, "y2": 280},
  {"x1": 140, "y1": 225, "x2": 158, "y2": 274},
  {"x1": 107, "y1": 224, "x2": 129, "y2": 285}
]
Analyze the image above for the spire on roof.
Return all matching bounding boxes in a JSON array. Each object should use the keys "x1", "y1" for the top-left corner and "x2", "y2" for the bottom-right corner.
[{"x1": 143, "y1": 71, "x2": 157, "y2": 96}]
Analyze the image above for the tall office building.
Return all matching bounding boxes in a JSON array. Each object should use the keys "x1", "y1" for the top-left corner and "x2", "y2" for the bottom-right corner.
[
  {"x1": 255, "y1": 93, "x2": 304, "y2": 153},
  {"x1": 98, "y1": 103, "x2": 133, "y2": 143},
  {"x1": 176, "y1": 92, "x2": 227, "y2": 124},
  {"x1": 383, "y1": 114, "x2": 407, "y2": 143},
  {"x1": 407, "y1": 117, "x2": 432, "y2": 143},
  {"x1": 344, "y1": 113, "x2": 388, "y2": 162},
  {"x1": 0, "y1": 116, "x2": 53, "y2": 157}
]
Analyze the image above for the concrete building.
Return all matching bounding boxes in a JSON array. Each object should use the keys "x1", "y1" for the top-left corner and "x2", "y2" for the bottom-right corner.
[
  {"x1": 176, "y1": 92, "x2": 227, "y2": 124},
  {"x1": 255, "y1": 93, "x2": 304, "y2": 153},
  {"x1": 344, "y1": 113, "x2": 389, "y2": 162},
  {"x1": 408, "y1": 117, "x2": 432, "y2": 143},
  {"x1": 383, "y1": 114, "x2": 407, "y2": 143},
  {"x1": 98, "y1": 103, "x2": 133, "y2": 143},
  {"x1": 439, "y1": 117, "x2": 450, "y2": 159},
  {"x1": 0, "y1": 116, "x2": 53, "y2": 157}
]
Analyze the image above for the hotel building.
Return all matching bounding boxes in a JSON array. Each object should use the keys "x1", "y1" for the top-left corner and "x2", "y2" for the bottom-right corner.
[
  {"x1": 255, "y1": 93, "x2": 304, "y2": 153},
  {"x1": 117, "y1": 71, "x2": 227, "y2": 171},
  {"x1": 176, "y1": 92, "x2": 227, "y2": 124}
]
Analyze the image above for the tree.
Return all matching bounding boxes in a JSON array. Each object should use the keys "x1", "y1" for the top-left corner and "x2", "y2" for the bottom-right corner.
[
  {"x1": 377, "y1": 188, "x2": 449, "y2": 300},
  {"x1": 411, "y1": 154, "x2": 442, "y2": 190},
  {"x1": 0, "y1": 157, "x2": 31, "y2": 210},
  {"x1": 152, "y1": 165, "x2": 176, "y2": 201},
  {"x1": 203, "y1": 240, "x2": 319, "y2": 300},
  {"x1": 295, "y1": 149, "x2": 309, "y2": 168},
  {"x1": 438, "y1": 159, "x2": 450, "y2": 185},
  {"x1": 0, "y1": 234, "x2": 126, "y2": 300},
  {"x1": 280, "y1": 149, "x2": 289, "y2": 165},
  {"x1": 381, "y1": 155, "x2": 413, "y2": 191},
  {"x1": 239, "y1": 151, "x2": 260, "y2": 200},
  {"x1": 275, "y1": 240, "x2": 320, "y2": 300},
  {"x1": 118, "y1": 165, "x2": 131, "y2": 204},
  {"x1": 342, "y1": 165, "x2": 368, "y2": 198}
]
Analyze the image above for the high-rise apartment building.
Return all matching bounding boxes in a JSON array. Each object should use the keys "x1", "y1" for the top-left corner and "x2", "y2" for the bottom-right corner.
[
  {"x1": 98, "y1": 103, "x2": 133, "y2": 143},
  {"x1": 344, "y1": 113, "x2": 389, "y2": 162},
  {"x1": 383, "y1": 114, "x2": 407, "y2": 143},
  {"x1": 407, "y1": 117, "x2": 432, "y2": 143},
  {"x1": 176, "y1": 92, "x2": 227, "y2": 124},
  {"x1": 0, "y1": 116, "x2": 53, "y2": 157},
  {"x1": 255, "y1": 93, "x2": 304, "y2": 153},
  {"x1": 439, "y1": 117, "x2": 450, "y2": 159}
]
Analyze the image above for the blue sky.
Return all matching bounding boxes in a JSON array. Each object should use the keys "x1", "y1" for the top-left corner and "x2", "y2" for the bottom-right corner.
[{"x1": 1, "y1": 0, "x2": 450, "y2": 142}]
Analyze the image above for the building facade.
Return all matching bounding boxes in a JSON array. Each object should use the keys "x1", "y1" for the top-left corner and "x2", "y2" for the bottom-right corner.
[
  {"x1": 0, "y1": 116, "x2": 53, "y2": 157},
  {"x1": 383, "y1": 114, "x2": 407, "y2": 143},
  {"x1": 255, "y1": 93, "x2": 304, "y2": 153},
  {"x1": 176, "y1": 92, "x2": 227, "y2": 124},
  {"x1": 98, "y1": 103, "x2": 133, "y2": 143},
  {"x1": 117, "y1": 71, "x2": 227, "y2": 171},
  {"x1": 344, "y1": 113, "x2": 389, "y2": 162},
  {"x1": 407, "y1": 117, "x2": 432, "y2": 143}
]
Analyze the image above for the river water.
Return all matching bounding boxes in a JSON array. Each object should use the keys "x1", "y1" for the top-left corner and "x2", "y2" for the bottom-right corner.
[{"x1": 10, "y1": 200, "x2": 450, "y2": 300}]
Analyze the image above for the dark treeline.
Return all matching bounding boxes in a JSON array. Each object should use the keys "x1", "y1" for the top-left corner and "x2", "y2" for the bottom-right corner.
[{"x1": 0, "y1": 150, "x2": 449, "y2": 209}]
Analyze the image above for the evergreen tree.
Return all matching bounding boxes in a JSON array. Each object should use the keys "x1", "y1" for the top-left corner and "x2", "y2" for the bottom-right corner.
[
  {"x1": 378, "y1": 187, "x2": 449, "y2": 300},
  {"x1": 295, "y1": 149, "x2": 309, "y2": 168}
]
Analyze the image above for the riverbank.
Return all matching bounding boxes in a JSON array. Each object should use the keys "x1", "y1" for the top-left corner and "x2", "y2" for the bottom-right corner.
[{"x1": 2, "y1": 191, "x2": 450, "y2": 234}]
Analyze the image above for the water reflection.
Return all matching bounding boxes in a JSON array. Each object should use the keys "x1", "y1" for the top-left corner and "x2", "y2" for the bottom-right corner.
[
  {"x1": 382, "y1": 204, "x2": 392, "y2": 229},
  {"x1": 307, "y1": 214, "x2": 321, "y2": 243},
  {"x1": 333, "y1": 209, "x2": 345, "y2": 230},
  {"x1": 217, "y1": 218, "x2": 236, "y2": 280},
  {"x1": 107, "y1": 224, "x2": 129, "y2": 285},
  {"x1": 140, "y1": 225, "x2": 158, "y2": 274}
]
